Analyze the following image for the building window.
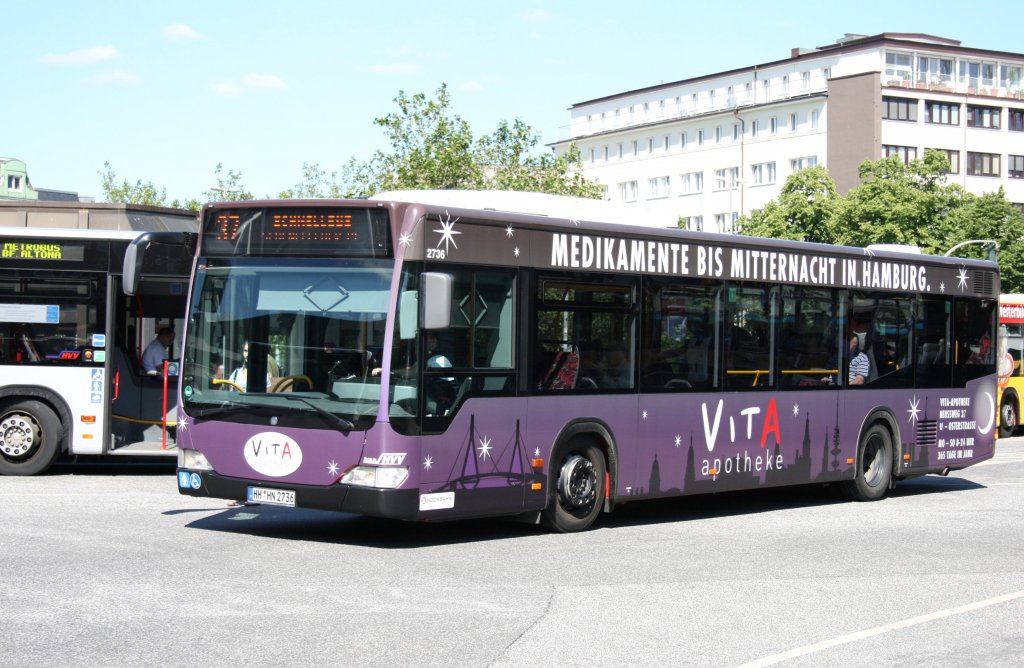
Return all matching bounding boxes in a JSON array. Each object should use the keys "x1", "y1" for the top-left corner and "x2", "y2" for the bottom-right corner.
[
  {"x1": 1009, "y1": 155, "x2": 1024, "y2": 179},
  {"x1": 883, "y1": 96, "x2": 918, "y2": 122},
  {"x1": 648, "y1": 137, "x2": 655, "y2": 153},
  {"x1": 648, "y1": 176, "x2": 670, "y2": 199},
  {"x1": 929, "y1": 149, "x2": 960, "y2": 174},
  {"x1": 959, "y1": 59, "x2": 997, "y2": 89},
  {"x1": 714, "y1": 167, "x2": 739, "y2": 191},
  {"x1": 966, "y1": 152, "x2": 1001, "y2": 177},
  {"x1": 589, "y1": 148, "x2": 595, "y2": 163},
  {"x1": 733, "y1": 123, "x2": 740, "y2": 141},
  {"x1": 680, "y1": 131, "x2": 687, "y2": 149},
  {"x1": 751, "y1": 161, "x2": 777, "y2": 185},
  {"x1": 885, "y1": 51, "x2": 913, "y2": 83},
  {"x1": 1001, "y1": 64, "x2": 1022, "y2": 89},
  {"x1": 709, "y1": 89, "x2": 716, "y2": 105},
  {"x1": 618, "y1": 143, "x2": 623, "y2": 159},
  {"x1": 967, "y1": 105, "x2": 1001, "y2": 129},
  {"x1": 770, "y1": 116, "x2": 778, "y2": 134},
  {"x1": 751, "y1": 120, "x2": 759, "y2": 137},
  {"x1": 698, "y1": 129, "x2": 705, "y2": 146},
  {"x1": 715, "y1": 126, "x2": 722, "y2": 143},
  {"x1": 618, "y1": 180, "x2": 639, "y2": 202},
  {"x1": 925, "y1": 101, "x2": 960, "y2": 125},
  {"x1": 604, "y1": 145, "x2": 609, "y2": 161},
  {"x1": 883, "y1": 145, "x2": 917, "y2": 165},
  {"x1": 7, "y1": 175, "x2": 22, "y2": 191},
  {"x1": 782, "y1": 75, "x2": 789, "y2": 94},
  {"x1": 1010, "y1": 109, "x2": 1024, "y2": 132},
  {"x1": 715, "y1": 213, "x2": 738, "y2": 234},
  {"x1": 790, "y1": 112, "x2": 798, "y2": 131},
  {"x1": 917, "y1": 56, "x2": 955, "y2": 86},
  {"x1": 632, "y1": 140, "x2": 639, "y2": 157},
  {"x1": 683, "y1": 216, "x2": 703, "y2": 232},
  {"x1": 811, "y1": 110, "x2": 819, "y2": 129},
  {"x1": 679, "y1": 171, "x2": 703, "y2": 195},
  {"x1": 762, "y1": 79, "x2": 770, "y2": 97},
  {"x1": 823, "y1": 67, "x2": 831, "y2": 80},
  {"x1": 791, "y1": 156, "x2": 818, "y2": 171},
  {"x1": 664, "y1": 135, "x2": 670, "y2": 152}
]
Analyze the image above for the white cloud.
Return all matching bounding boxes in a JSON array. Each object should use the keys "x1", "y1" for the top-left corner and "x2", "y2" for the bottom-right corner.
[
  {"x1": 83, "y1": 69, "x2": 142, "y2": 86},
  {"x1": 164, "y1": 23, "x2": 202, "y2": 40},
  {"x1": 211, "y1": 74, "x2": 286, "y2": 96},
  {"x1": 243, "y1": 73, "x2": 287, "y2": 89},
  {"x1": 521, "y1": 9, "x2": 552, "y2": 22},
  {"x1": 37, "y1": 45, "x2": 118, "y2": 65},
  {"x1": 458, "y1": 81, "x2": 483, "y2": 92},
  {"x1": 367, "y1": 62, "x2": 421, "y2": 74}
]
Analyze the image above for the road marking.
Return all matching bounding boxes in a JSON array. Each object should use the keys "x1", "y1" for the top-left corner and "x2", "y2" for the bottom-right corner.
[{"x1": 737, "y1": 590, "x2": 1024, "y2": 667}]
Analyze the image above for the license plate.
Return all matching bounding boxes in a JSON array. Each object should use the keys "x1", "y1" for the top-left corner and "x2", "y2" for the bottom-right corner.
[{"x1": 247, "y1": 486, "x2": 296, "y2": 507}]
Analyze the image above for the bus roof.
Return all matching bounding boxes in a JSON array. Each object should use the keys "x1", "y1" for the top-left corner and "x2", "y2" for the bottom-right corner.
[{"x1": 0, "y1": 201, "x2": 197, "y2": 235}]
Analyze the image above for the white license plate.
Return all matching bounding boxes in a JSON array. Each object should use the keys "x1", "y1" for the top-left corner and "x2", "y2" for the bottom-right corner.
[{"x1": 247, "y1": 486, "x2": 296, "y2": 507}]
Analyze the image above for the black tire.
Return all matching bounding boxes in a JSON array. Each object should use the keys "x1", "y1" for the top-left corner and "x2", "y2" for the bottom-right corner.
[
  {"x1": 0, "y1": 400, "x2": 63, "y2": 476},
  {"x1": 541, "y1": 439, "x2": 606, "y2": 533},
  {"x1": 840, "y1": 423, "x2": 894, "y2": 501},
  {"x1": 999, "y1": 397, "x2": 1017, "y2": 439}
]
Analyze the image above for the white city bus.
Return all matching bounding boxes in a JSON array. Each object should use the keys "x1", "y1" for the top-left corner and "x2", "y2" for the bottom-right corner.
[{"x1": 0, "y1": 202, "x2": 196, "y2": 475}]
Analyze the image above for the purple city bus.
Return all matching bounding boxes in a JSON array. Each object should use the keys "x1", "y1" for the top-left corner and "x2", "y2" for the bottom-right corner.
[{"x1": 137, "y1": 192, "x2": 998, "y2": 532}]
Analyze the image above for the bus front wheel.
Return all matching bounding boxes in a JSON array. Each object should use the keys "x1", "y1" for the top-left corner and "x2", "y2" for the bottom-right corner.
[
  {"x1": 999, "y1": 397, "x2": 1017, "y2": 439},
  {"x1": 0, "y1": 400, "x2": 63, "y2": 476},
  {"x1": 541, "y1": 439, "x2": 606, "y2": 533},
  {"x1": 840, "y1": 423, "x2": 893, "y2": 501}
]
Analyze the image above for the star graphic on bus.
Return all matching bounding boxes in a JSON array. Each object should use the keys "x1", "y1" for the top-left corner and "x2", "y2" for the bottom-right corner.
[
  {"x1": 956, "y1": 266, "x2": 969, "y2": 292},
  {"x1": 434, "y1": 211, "x2": 461, "y2": 252},
  {"x1": 792, "y1": 404, "x2": 800, "y2": 416},
  {"x1": 398, "y1": 232, "x2": 412, "y2": 247},
  {"x1": 939, "y1": 282, "x2": 946, "y2": 293},
  {"x1": 513, "y1": 247, "x2": 520, "y2": 257},
  {"x1": 177, "y1": 415, "x2": 189, "y2": 432},
  {"x1": 423, "y1": 455, "x2": 433, "y2": 470},
  {"x1": 534, "y1": 448, "x2": 540, "y2": 457},
  {"x1": 505, "y1": 225, "x2": 514, "y2": 238},
  {"x1": 674, "y1": 434, "x2": 682, "y2": 447},
  {"x1": 477, "y1": 436, "x2": 492, "y2": 459},
  {"x1": 642, "y1": 410, "x2": 648, "y2": 419},
  {"x1": 907, "y1": 396, "x2": 922, "y2": 423},
  {"x1": 327, "y1": 460, "x2": 339, "y2": 476}
]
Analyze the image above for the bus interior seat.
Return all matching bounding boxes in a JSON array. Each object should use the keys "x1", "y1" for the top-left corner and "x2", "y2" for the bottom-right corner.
[{"x1": 540, "y1": 348, "x2": 579, "y2": 390}]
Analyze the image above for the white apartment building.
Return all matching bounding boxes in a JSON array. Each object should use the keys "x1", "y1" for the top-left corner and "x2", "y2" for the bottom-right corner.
[{"x1": 551, "y1": 33, "x2": 1024, "y2": 231}]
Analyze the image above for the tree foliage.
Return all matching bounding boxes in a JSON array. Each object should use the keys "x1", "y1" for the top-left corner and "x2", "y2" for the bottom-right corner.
[
  {"x1": 738, "y1": 150, "x2": 1024, "y2": 291},
  {"x1": 344, "y1": 83, "x2": 602, "y2": 198},
  {"x1": 99, "y1": 161, "x2": 170, "y2": 207}
]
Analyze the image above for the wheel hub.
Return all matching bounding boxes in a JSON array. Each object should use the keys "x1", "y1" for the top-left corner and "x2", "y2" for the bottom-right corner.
[
  {"x1": 0, "y1": 414, "x2": 39, "y2": 459},
  {"x1": 557, "y1": 454, "x2": 596, "y2": 508}
]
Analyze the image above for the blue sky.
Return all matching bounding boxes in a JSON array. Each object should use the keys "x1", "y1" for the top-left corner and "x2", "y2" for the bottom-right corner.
[{"x1": 7, "y1": 1, "x2": 1024, "y2": 203}]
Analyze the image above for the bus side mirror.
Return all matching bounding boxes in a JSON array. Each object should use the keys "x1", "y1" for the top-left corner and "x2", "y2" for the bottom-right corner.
[
  {"x1": 122, "y1": 232, "x2": 195, "y2": 296},
  {"x1": 420, "y1": 272, "x2": 452, "y2": 331},
  {"x1": 398, "y1": 272, "x2": 452, "y2": 340}
]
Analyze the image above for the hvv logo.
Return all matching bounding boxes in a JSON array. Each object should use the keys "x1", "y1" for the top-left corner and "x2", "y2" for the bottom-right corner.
[
  {"x1": 243, "y1": 431, "x2": 303, "y2": 477},
  {"x1": 363, "y1": 453, "x2": 407, "y2": 466}
]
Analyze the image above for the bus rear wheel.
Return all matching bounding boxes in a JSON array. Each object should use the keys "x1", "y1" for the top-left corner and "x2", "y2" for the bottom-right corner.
[
  {"x1": 0, "y1": 400, "x2": 62, "y2": 476},
  {"x1": 999, "y1": 397, "x2": 1018, "y2": 439},
  {"x1": 840, "y1": 423, "x2": 893, "y2": 501},
  {"x1": 541, "y1": 439, "x2": 606, "y2": 533}
]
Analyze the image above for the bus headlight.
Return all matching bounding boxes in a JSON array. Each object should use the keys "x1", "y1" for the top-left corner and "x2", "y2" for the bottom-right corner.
[
  {"x1": 178, "y1": 448, "x2": 213, "y2": 471},
  {"x1": 340, "y1": 466, "x2": 409, "y2": 489}
]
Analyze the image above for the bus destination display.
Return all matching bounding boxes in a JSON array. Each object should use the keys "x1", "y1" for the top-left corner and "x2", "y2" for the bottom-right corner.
[
  {"x1": 1, "y1": 241, "x2": 84, "y2": 262},
  {"x1": 204, "y1": 207, "x2": 390, "y2": 257}
]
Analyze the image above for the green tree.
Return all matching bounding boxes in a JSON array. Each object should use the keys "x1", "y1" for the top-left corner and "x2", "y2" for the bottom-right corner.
[
  {"x1": 736, "y1": 166, "x2": 839, "y2": 242},
  {"x1": 943, "y1": 188, "x2": 1024, "y2": 292},
  {"x1": 278, "y1": 162, "x2": 350, "y2": 199},
  {"x1": 204, "y1": 163, "x2": 253, "y2": 202},
  {"x1": 344, "y1": 83, "x2": 602, "y2": 198},
  {"x1": 99, "y1": 161, "x2": 168, "y2": 206}
]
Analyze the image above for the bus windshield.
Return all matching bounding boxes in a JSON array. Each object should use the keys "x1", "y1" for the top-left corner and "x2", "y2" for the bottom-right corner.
[{"x1": 181, "y1": 257, "x2": 393, "y2": 431}]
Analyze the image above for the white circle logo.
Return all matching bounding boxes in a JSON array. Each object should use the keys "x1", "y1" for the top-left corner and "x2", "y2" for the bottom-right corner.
[{"x1": 243, "y1": 431, "x2": 303, "y2": 477}]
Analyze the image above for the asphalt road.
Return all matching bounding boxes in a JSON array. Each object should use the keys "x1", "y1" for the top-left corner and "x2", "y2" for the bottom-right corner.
[{"x1": 2, "y1": 439, "x2": 1022, "y2": 667}]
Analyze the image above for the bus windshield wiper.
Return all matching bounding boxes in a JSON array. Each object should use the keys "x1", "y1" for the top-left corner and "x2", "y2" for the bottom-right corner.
[
  {"x1": 275, "y1": 394, "x2": 354, "y2": 435},
  {"x1": 190, "y1": 401, "x2": 252, "y2": 420}
]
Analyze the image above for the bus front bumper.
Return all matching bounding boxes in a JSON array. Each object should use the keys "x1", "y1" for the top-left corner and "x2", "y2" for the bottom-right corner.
[{"x1": 176, "y1": 468, "x2": 421, "y2": 519}]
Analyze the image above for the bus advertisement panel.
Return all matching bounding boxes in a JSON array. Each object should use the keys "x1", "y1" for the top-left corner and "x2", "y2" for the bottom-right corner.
[
  {"x1": 997, "y1": 294, "x2": 1024, "y2": 437},
  {"x1": 164, "y1": 193, "x2": 998, "y2": 531}
]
